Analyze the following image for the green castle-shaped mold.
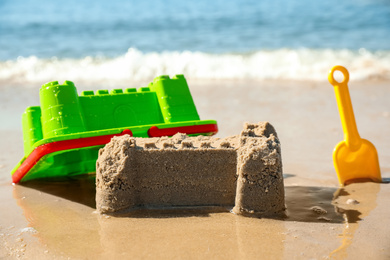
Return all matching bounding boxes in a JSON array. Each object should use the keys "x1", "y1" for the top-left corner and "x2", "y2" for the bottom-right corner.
[
  {"x1": 22, "y1": 75, "x2": 201, "y2": 155},
  {"x1": 13, "y1": 75, "x2": 217, "y2": 182}
]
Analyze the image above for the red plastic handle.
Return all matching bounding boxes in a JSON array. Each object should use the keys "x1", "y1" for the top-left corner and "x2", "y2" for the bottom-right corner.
[
  {"x1": 148, "y1": 124, "x2": 218, "y2": 137},
  {"x1": 12, "y1": 129, "x2": 133, "y2": 183}
]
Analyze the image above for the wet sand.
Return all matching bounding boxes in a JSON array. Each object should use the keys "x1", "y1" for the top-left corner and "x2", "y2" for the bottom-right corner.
[{"x1": 1, "y1": 79, "x2": 389, "y2": 259}]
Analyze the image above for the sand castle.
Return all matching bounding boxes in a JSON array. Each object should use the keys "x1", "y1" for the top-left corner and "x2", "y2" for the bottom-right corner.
[{"x1": 96, "y1": 122, "x2": 285, "y2": 217}]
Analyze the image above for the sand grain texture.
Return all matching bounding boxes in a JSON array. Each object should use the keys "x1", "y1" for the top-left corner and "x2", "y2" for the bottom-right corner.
[{"x1": 96, "y1": 122, "x2": 285, "y2": 216}]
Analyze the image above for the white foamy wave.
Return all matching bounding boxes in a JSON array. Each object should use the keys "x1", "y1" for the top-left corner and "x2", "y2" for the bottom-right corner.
[{"x1": 1, "y1": 48, "x2": 389, "y2": 85}]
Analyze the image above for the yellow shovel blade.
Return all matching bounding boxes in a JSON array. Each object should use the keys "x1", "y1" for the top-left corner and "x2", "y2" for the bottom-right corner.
[
  {"x1": 333, "y1": 138, "x2": 381, "y2": 185},
  {"x1": 329, "y1": 65, "x2": 382, "y2": 185}
]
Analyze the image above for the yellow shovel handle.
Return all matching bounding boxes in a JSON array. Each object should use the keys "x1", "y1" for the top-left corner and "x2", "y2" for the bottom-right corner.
[{"x1": 328, "y1": 65, "x2": 362, "y2": 151}]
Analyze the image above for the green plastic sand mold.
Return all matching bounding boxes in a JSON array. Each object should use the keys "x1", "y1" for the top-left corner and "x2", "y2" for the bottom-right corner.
[{"x1": 11, "y1": 75, "x2": 218, "y2": 183}]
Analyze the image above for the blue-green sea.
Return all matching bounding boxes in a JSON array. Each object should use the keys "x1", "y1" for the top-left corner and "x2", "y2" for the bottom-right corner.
[{"x1": 1, "y1": 0, "x2": 389, "y2": 82}]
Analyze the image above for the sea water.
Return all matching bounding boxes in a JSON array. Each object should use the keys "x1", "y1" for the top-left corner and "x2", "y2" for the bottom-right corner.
[{"x1": 0, "y1": 0, "x2": 389, "y2": 83}]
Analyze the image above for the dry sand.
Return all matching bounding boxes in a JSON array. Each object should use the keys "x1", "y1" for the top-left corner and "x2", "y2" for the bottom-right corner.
[{"x1": 0, "y1": 79, "x2": 389, "y2": 259}]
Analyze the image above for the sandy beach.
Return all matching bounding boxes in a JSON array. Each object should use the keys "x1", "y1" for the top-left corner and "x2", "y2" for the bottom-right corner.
[{"x1": 1, "y1": 79, "x2": 389, "y2": 259}]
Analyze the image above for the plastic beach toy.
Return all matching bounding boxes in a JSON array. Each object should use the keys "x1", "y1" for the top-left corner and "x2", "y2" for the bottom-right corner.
[
  {"x1": 11, "y1": 75, "x2": 218, "y2": 183},
  {"x1": 328, "y1": 65, "x2": 381, "y2": 185}
]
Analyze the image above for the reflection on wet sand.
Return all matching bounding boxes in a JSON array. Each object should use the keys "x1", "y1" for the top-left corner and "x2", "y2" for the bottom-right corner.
[
  {"x1": 233, "y1": 216, "x2": 285, "y2": 259},
  {"x1": 284, "y1": 186, "x2": 356, "y2": 223},
  {"x1": 96, "y1": 209, "x2": 286, "y2": 259},
  {"x1": 13, "y1": 177, "x2": 102, "y2": 258},
  {"x1": 13, "y1": 175, "x2": 381, "y2": 259},
  {"x1": 329, "y1": 182, "x2": 381, "y2": 259},
  {"x1": 13, "y1": 176, "x2": 287, "y2": 258}
]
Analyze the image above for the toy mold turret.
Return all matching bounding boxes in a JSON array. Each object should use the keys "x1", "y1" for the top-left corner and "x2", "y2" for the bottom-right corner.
[
  {"x1": 12, "y1": 75, "x2": 218, "y2": 183},
  {"x1": 22, "y1": 106, "x2": 43, "y2": 155},
  {"x1": 40, "y1": 81, "x2": 86, "y2": 138},
  {"x1": 152, "y1": 75, "x2": 199, "y2": 123}
]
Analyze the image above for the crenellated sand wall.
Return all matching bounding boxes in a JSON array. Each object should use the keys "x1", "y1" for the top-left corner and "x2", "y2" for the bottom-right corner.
[{"x1": 96, "y1": 122, "x2": 285, "y2": 217}]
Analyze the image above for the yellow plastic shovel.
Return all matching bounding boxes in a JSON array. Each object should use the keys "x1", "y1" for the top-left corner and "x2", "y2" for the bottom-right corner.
[{"x1": 328, "y1": 65, "x2": 381, "y2": 185}]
